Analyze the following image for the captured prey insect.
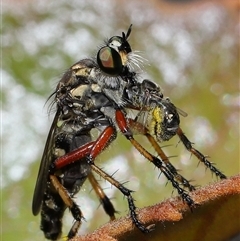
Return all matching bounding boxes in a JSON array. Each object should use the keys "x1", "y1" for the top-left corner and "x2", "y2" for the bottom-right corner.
[
  {"x1": 122, "y1": 79, "x2": 226, "y2": 183},
  {"x1": 32, "y1": 25, "x2": 226, "y2": 240}
]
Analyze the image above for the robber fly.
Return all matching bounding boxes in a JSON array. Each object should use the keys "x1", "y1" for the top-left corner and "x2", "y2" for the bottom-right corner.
[
  {"x1": 32, "y1": 25, "x2": 226, "y2": 240},
  {"x1": 32, "y1": 26, "x2": 150, "y2": 240}
]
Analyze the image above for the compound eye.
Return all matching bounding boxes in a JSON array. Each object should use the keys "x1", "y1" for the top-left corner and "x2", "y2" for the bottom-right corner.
[{"x1": 97, "y1": 46, "x2": 123, "y2": 76}]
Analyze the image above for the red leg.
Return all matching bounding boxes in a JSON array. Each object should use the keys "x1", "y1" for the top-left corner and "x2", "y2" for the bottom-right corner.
[
  {"x1": 52, "y1": 123, "x2": 152, "y2": 233},
  {"x1": 115, "y1": 109, "x2": 195, "y2": 208},
  {"x1": 54, "y1": 142, "x2": 94, "y2": 170},
  {"x1": 53, "y1": 126, "x2": 116, "y2": 170}
]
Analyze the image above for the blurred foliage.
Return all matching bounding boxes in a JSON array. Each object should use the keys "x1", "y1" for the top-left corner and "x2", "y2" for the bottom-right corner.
[{"x1": 2, "y1": 1, "x2": 239, "y2": 241}]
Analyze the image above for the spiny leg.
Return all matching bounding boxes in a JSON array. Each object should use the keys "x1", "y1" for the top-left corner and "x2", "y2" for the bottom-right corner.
[
  {"x1": 128, "y1": 118, "x2": 195, "y2": 191},
  {"x1": 176, "y1": 127, "x2": 227, "y2": 179},
  {"x1": 116, "y1": 109, "x2": 195, "y2": 208},
  {"x1": 53, "y1": 124, "x2": 153, "y2": 233},
  {"x1": 90, "y1": 163, "x2": 155, "y2": 233},
  {"x1": 88, "y1": 171, "x2": 116, "y2": 221},
  {"x1": 48, "y1": 125, "x2": 117, "y2": 238},
  {"x1": 49, "y1": 175, "x2": 83, "y2": 240},
  {"x1": 130, "y1": 137, "x2": 194, "y2": 208}
]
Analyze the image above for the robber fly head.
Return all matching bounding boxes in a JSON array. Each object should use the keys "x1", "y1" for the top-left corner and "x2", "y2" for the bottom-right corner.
[{"x1": 97, "y1": 24, "x2": 132, "y2": 76}]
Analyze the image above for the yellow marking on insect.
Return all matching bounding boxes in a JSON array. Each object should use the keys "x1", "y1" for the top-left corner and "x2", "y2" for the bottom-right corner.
[
  {"x1": 71, "y1": 84, "x2": 88, "y2": 98},
  {"x1": 57, "y1": 120, "x2": 64, "y2": 128},
  {"x1": 72, "y1": 64, "x2": 92, "y2": 77},
  {"x1": 149, "y1": 106, "x2": 163, "y2": 136},
  {"x1": 91, "y1": 84, "x2": 101, "y2": 92},
  {"x1": 119, "y1": 51, "x2": 128, "y2": 65},
  {"x1": 55, "y1": 148, "x2": 66, "y2": 158},
  {"x1": 62, "y1": 235, "x2": 68, "y2": 241}
]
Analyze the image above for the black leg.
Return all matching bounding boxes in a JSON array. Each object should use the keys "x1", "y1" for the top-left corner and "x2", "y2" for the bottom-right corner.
[
  {"x1": 88, "y1": 171, "x2": 116, "y2": 221},
  {"x1": 90, "y1": 163, "x2": 155, "y2": 233}
]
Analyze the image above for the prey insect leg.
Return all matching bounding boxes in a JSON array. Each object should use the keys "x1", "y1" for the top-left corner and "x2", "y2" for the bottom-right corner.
[
  {"x1": 49, "y1": 175, "x2": 83, "y2": 240},
  {"x1": 88, "y1": 171, "x2": 116, "y2": 221},
  {"x1": 116, "y1": 109, "x2": 195, "y2": 208},
  {"x1": 176, "y1": 127, "x2": 226, "y2": 179},
  {"x1": 127, "y1": 119, "x2": 195, "y2": 191}
]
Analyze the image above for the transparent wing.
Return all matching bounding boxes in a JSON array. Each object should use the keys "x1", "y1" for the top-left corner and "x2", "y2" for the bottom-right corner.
[{"x1": 176, "y1": 106, "x2": 188, "y2": 117}]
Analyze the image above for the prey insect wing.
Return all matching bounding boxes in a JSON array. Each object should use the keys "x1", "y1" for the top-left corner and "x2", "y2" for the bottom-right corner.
[{"x1": 176, "y1": 106, "x2": 188, "y2": 117}]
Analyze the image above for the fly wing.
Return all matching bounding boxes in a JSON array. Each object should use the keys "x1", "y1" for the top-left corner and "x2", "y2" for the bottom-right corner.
[
  {"x1": 134, "y1": 108, "x2": 149, "y2": 128},
  {"x1": 32, "y1": 109, "x2": 60, "y2": 215},
  {"x1": 176, "y1": 106, "x2": 188, "y2": 117}
]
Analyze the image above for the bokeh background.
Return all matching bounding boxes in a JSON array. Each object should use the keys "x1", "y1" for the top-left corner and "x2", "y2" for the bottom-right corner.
[{"x1": 2, "y1": 0, "x2": 239, "y2": 240}]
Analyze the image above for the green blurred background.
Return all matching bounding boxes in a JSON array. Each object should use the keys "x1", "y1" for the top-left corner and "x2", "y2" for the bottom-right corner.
[{"x1": 2, "y1": 0, "x2": 239, "y2": 240}]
